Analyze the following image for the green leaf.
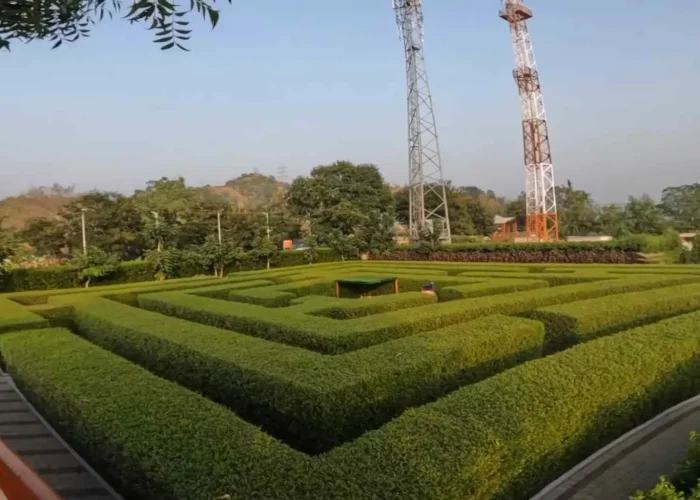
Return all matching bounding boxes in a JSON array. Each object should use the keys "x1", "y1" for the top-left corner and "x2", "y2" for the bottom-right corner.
[
  {"x1": 51, "y1": 39, "x2": 62, "y2": 49},
  {"x1": 209, "y1": 9, "x2": 220, "y2": 28},
  {"x1": 161, "y1": 42, "x2": 175, "y2": 50},
  {"x1": 154, "y1": 36, "x2": 172, "y2": 43}
]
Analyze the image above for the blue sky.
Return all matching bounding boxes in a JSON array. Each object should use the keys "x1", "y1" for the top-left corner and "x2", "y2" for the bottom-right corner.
[{"x1": 1, "y1": 0, "x2": 698, "y2": 203}]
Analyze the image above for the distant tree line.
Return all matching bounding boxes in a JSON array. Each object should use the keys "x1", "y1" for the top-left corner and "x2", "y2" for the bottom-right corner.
[{"x1": 1, "y1": 163, "x2": 700, "y2": 281}]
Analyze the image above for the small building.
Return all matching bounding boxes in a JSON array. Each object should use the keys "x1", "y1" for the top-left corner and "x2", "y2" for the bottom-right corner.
[{"x1": 680, "y1": 233, "x2": 699, "y2": 249}]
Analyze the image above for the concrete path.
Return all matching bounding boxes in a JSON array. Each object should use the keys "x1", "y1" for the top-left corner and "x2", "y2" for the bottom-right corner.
[{"x1": 532, "y1": 395, "x2": 700, "y2": 500}]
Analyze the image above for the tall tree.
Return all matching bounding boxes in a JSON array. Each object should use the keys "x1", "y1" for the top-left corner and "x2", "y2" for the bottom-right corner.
[
  {"x1": 596, "y1": 204, "x2": 628, "y2": 237},
  {"x1": 660, "y1": 184, "x2": 700, "y2": 231},
  {"x1": 556, "y1": 181, "x2": 598, "y2": 237},
  {"x1": 624, "y1": 195, "x2": 667, "y2": 234},
  {"x1": 287, "y1": 161, "x2": 394, "y2": 242},
  {"x1": 0, "y1": 0, "x2": 231, "y2": 51},
  {"x1": 21, "y1": 218, "x2": 68, "y2": 258}
]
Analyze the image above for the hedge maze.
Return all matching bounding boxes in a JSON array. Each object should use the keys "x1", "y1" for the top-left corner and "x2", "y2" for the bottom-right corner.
[{"x1": 2, "y1": 262, "x2": 700, "y2": 499}]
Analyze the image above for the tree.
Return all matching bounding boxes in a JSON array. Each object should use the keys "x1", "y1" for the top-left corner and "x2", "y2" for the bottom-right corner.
[
  {"x1": 251, "y1": 238, "x2": 277, "y2": 270},
  {"x1": 624, "y1": 195, "x2": 667, "y2": 234},
  {"x1": 326, "y1": 230, "x2": 358, "y2": 261},
  {"x1": 661, "y1": 184, "x2": 700, "y2": 231},
  {"x1": 22, "y1": 219, "x2": 68, "y2": 258},
  {"x1": 145, "y1": 248, "x2": 181, "y2": 281},
  {"x1": 287, "y1": 161, "x2": 395, "y2": 241},
  {"x1": 60, "y1": 191, "x2": 145, "y2": 259},
  {"x1": 302, "y1": 234, "x2": 319, "y2": 264},
  {"x1": 596, "y1": 204, "x2": 628, "y2": 237},
  {"x1": 197, "y1": 234, "x2": 242, "y2": 277},
  {"x1": 504, "y1": 194, "x2": 527, "y2": 231},
  {"x1": 355, "y1": 210, "x2": 396, "y2": 256},
  {"x1": 71, "y1": 246, "x2": 118, "y2": 288},
  {"x1": 556, "y1": 181, "x2": 597, "y2": 237},
  {"x1": 0, "y1": 0, "x2": 231, "y2": 51},
  {"x1": 0, "y1": 226, "x2": 17, "y2": 264}
]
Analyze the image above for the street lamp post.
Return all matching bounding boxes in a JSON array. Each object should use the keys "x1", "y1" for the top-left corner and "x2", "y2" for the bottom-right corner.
[
  {"x1": 151, "y1": 211, "x2": 161, "y2": 252},
  {"x1": 80, "y1": 208, "x2": 88, "y2": 256},
  {"x1": 259, "y1": 211, "x2": 271, "y2": 270},
  {"x1": 217, "y1": 210, "x2": 223, "y2": 247}
]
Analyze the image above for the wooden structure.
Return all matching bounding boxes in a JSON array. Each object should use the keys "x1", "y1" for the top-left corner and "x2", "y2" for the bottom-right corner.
[
  {"x1": 335, "y1": 277, "x2": 399, "y2": 298},
  {"x1": 492, "y1": 215, "x2": 518, "y2": 242}
]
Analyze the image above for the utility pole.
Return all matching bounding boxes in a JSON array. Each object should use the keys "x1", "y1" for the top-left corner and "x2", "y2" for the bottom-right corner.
[
  {"x1": 151, "y1": 211, "x2": 161, "y2": 252},
  {"x1": 80, "y1": 208, "x2": 88, "y2": 256},
  {"x1": 392, "y1": 0, "x2": 451, "y2": 243},
  {"x1": 217, "y1": 210, "x2": 223, "y2": 246},
  {"x1": 259, "y1": 211, "x2": 271, "y2": 270},
  {"x1": 500, "y1": 0, "x2": 558, "y2": 241}
]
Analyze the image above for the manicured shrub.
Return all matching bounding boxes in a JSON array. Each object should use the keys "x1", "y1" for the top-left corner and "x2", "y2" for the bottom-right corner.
[
  {"x1": 140, "y1": 274, "x2": 698, "y2": 354},
  {"x1": 326, "y1": 310, "x2": 700, "y2": 499},
  {"x1": 0, "y1": 297, "x2": 49, "y2": 333},
  {"x1": 0, "y1": 328, "x2": 307, "y2": 500},
  {"x1": 374, "y1": 241, "x2": 641, "y2": 264},
  {"x1": 72, "y1": 298, "x2": 543, "y2": 453},
  {"x1": 440, "y1": 278, "x2": 549, "y2": 301},
  {"x1": 310, "y1": 292, "x2": 437, "y2": 319},
  {"x1": 530, "y1": 282, "x2": 700, "y2": 350}
]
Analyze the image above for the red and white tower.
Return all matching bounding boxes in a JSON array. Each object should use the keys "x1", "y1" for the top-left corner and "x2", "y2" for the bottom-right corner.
[{"x1": 500, "y1": 0, "x2": 558, "y2": 241}]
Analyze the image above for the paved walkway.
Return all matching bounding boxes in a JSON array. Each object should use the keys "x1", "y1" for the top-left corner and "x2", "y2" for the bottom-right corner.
[
  {"x1": 532, "y1": 396, "x2": 700, "y2": 500},
  {"x1": 0, "y1": 375, "x2": 121, "y2": 500}
]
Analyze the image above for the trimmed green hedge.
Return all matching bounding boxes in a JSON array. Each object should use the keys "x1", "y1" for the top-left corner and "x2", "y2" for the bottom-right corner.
[
  {"x1": 530, "y1": 282, "x2": 700, "y2": 350},
  {"x1": 325, "y1": 309, "x2": 700, "y2": 499},
  {"x1": 440, "y1": 278, "x2": 549, "y2": 301},
  {"x1": 139, "y1": 274, "x2": 699, "y2": 354},
  {"x1": 0, "y1": 328, "x2": 306, "y2": 500},
  {"x1": 309, "y1": 292, "x2": 437, "y2": 319},
  {"x1": 377, "y1": 241, "x2": 641, "y2": 264},
  {"x1": 0, "y1": 250, "x2": 345, "y2": 293},
  {"x1": 73, "y1": 298, "x2": 542, "y2": 453},
  {"x1": 5, "y1": 310, "x2": 700, "y2": 498},
  {"x1": 0, "y1": 297, "x2": 49, "y2": 333}
]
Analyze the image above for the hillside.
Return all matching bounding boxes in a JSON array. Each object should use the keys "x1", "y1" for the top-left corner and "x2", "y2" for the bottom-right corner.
[
  {"x1": 0, "y1": 186, "x2": 76, "y2": 231},
  {"x1": 0, "y1": 174, "x2": 289, "y2": 231}
]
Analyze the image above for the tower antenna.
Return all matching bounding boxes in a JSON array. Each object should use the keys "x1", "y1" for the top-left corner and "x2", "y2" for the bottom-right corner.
[
  {"x1": 392, "y1": 0, "x2": 451, "y2": 242},
  {"x1": 500, "y1": 0, "x2": 558, "y2": 241}
]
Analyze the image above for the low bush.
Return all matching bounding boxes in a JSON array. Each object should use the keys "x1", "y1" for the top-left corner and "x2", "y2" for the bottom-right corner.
[
  {"x1": 632, "y1": 432, "x2": 700, "y2": 499},
  {"x1": 228, "y1": 279, "x2": 334, "y2": 307},
  {"x1": 530, "y1": 282, "x2": 700, "y2": 350},
  {"x1": 72, "y1": 298, "x2": 542, "y2": 453},
  {"x1": 456, "y1": 271, "x2": 609, "y2": 286}
]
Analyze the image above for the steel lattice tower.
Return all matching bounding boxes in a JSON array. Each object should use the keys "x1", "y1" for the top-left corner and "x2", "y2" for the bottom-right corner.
[
  {"x1": 500, "y1": 0, "x2": 558, "y2": 241},
  {"x1": 393, "y1": 0, "x2": 451, "y2": 243}
]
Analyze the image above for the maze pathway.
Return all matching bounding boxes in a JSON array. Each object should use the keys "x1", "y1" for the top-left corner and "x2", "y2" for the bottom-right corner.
[{"x1": 0, "y1": 374, "x2": 119, "y2": 500}]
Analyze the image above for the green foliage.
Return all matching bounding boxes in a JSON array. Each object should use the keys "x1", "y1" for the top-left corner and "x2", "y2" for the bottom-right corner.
[
  {"x1": 71, "y1": 246, "x2": 119, "y2": 288},
  {"x1": 68, "y1": 302, "x2": 542, "y2": 453},
  {"x1": 0, "y1": 226, "x2": 18, "y2": 264},
  {"x1": 326, "y1": 230, "x2": 358, "y2": 261},
  {"x1": 0, "y1": 297, "x2": 49, "y2": 333},
  {"x1": 145, "y1": 248, "x2": 181, "y2": 281},
  {"x1": 195, "y1": 234, "x2": 243, "y2": 277},
  {"x1": 355, "y1": 210, "x2": 396, "y2": 256},
  {"x1": 0, "y1": 0, "x2": 232, "y2": 51},
  {"x1": 633, "y1": 433, "x2": 700, "y2": 499},
  {"x1": 661, "y1": 184, "x2": 700, "y2": 231},
  {"x1": 21, "y1": 218, "x2": 68, "y2": 258},
  {"x1": 302, "y1": 235, "x2": 319, "y2": 264},
  {"x1": 556, "y1": 180, "x2": 598, "y2": 237}
]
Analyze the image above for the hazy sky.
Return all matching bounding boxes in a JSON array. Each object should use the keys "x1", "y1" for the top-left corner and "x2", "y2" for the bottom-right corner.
[{"x1": 0, "y1": 0, "x2": 698, "y2": 203}]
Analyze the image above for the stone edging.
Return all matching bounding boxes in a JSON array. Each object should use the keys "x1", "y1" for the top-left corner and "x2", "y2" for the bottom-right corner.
[{"x1": 530, "y1": 394, "x2": 700, "y2": 500}]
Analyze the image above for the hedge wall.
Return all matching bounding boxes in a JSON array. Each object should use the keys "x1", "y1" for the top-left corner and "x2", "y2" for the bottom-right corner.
[
  {"x1": 4, "y1": 310, "x2": 700, "y2": 499},
  {"x1": 0, "y1": 249, "x2": 343, "y2": 293},
  {"x1": 72, "y1": 298, "x2": 542, "y2": 453},
  {"x1": 376, "y1": 241, "x2": 641, "y2": 264}
]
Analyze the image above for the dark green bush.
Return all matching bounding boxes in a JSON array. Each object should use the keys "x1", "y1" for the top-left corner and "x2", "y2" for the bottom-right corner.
[{"x1": 73, "y1": 298, "x2": 542, "y2": 453}]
